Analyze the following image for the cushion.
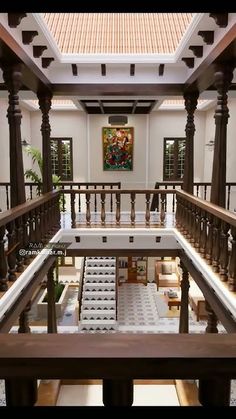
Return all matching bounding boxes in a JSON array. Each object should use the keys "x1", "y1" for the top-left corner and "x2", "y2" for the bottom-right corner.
[{"x1": 161, "y1": 263, "x2": 173, "y2": 275}]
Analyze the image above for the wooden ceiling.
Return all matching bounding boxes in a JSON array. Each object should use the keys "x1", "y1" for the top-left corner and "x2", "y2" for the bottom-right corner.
[{"x1": 79, "y1": 99, "x2": 157, "y2": 114}]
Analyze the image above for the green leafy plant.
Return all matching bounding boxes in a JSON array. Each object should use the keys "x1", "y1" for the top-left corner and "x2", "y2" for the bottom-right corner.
[{"x1": 24, "y1": 145, "x2": 65, "y2": 208}]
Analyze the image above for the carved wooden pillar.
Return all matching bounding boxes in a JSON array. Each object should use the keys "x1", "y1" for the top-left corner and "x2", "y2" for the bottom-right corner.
[
  {"x1": 103, "y1": 379, "x2": 133, "y2": 406},
  {"x1": 179, "y1": 260, "x2": 190, "y2": 333},
  {"x1": 205, "y1": 300, "x2": 218, "y2": 333},
  {"x1": 210, "y1": 63, "x2": 235, "y2": 207},
  {"x1": 47, "y1": 262, "x2": 57, "y2": 333},
  {"x1": 18, "y1": 300, "x2": 31, "y2": 333},
  {"x1": 182, "y1": 91, "x2": 199, "y2": 194},
  {"x1": 38, "y1": 91, "x2": 53, "y2": 193},
  {"x1": 1, "y1": 62, "x2": 26, "y2": 207}
]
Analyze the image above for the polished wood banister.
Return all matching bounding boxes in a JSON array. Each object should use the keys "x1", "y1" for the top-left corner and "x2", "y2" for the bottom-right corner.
[
  {"x1": 0, "y1": 334, "x2": 235, "y2": 380},
  {"x1": 64, "y1": 189, "x2": 175, "y2": 194},
  {"x1": 177, "y1": 189, "x2": 236, "y2": 227},
  {"x1": 0, "y1": 190, "x2": 59, "y2": 228}
]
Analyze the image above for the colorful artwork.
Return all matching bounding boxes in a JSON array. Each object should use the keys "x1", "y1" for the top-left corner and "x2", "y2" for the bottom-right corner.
[{"x1": 103, "y1": 127, "x2": 134, "y2": 171}]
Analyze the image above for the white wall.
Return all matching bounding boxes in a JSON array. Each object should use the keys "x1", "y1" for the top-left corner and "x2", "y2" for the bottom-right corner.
[
  {"x1": 149, "y1": 110, "x2": 206, "y2": 187},
  {"x1": 30, "y1": 110, "x2": 87, "y2": 182}
]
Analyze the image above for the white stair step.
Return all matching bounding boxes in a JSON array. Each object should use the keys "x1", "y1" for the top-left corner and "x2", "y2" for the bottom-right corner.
[
  {"x1": 85, "y1": 277, "x2": 115, "y2": 284},
  {"x1": 85, "y1": 274, "x2": 115, "y2": 280},
  {"x1": 82, "y1": 300, "x2": 116, "y2": 308},
  {"x1": 85, "y1": 267, "x2": 115, "y2": 275},
  {"x1": 79, "y1": 320, "x2": 117, "y2": 331},
  {"x1": 82, "y1": 291, "x2": 115, "y2": 300},
  {"x1": 86, "y1": 260, "x2": 116, "y2": 267},
  {"x1": 81, "y1": 312, "x2": 116, "y2": 321},
  {"x1": 84, "y1": 283, "x2": 115, "y2": 291},
  {"x1": 86, "y1": 257, "x2": 115, "y2": 261}
]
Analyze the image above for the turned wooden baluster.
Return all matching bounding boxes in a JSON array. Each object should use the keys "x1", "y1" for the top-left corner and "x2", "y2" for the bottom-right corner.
[
  {"x1": 22, "y1": 213, "x2": 30, "y2": 265},
  {"x1": 86, "y1": 193, "x2": 91, "y2": 226},
  {"x1": 70, "y1": 192, "x2": 76, "y2": 228},
  {"x1": 175, "y1": 195, "x2": 180, "y2": 228},
  {"x1": 47, "y1": 262, "x2": 57, "y2": 333},
  {"x1": 15, "y1": 216, "x2": 24, "y2": 272},
  {"x1": 130, "y1": 192, "x2": 135, "y2": 226},
  {"x1": 199, "y1": 210, "x2": 207, "y2": 256},
  {"x1": 189, "y1": 203, "x2": 195, "y2": 243},
  {"x1": 29, "y1": 210, "x2": 36, "y2": 244},
  {"x1": 205, "y1": 300, "x2": 218, "y2": 333},
  {"x1": 94, "y1": 185, "x2": 97, "y2": 213},
  {"x1": 228, "y1": 226, "x2": 236, "y2": 291},
  {"x1": 194, "y1": 207, "x2": 201, "y2": 250},
  {"x1": 160, "y1": 193, "x2": 165, "y2": 225},
  {"x1": 145, "y1": 193, "x2": 150, "y2": 226},
  {"x1": 35, "y1": 207, "x2": 41, "y2": 243},
  {"x1": 55, "y1": 194, "x2": 61, "y2": 230},
  {"x1": 186, "y1": 202, "x2": 192, "y2": 239},
  {"x1": 205, "y1": 213, "x2": 213, "y2": 265},
  {"x1": 18, "y1": 300, "x2": 31, "y2": 333},
  {"x1": 0, "y1": 226, "x2": 8, "y2": 291},
  {"x1": 110, "y1": 185, "x2": 113, "y2": 213},
  {"x1": 212, "y1": 217, "x2": 220, "y2": 273},
  {"x1": 219, "y1": 221, "x2": 230, "y2": 282},
  {"x1": 101, "y1": 192, "x2": 106, "y2": 226},
  {"x1": 116, "y1": 192, "x2": 121, "y2": 226},
  {"x1": 6, "y1": 221, "x2": 16, "y2": 281},
  {"x1": 179, "y1": 260, "x2": 190, "y2": 333},
  {"x1": 182, "y1": 200, "x2": 188, "y2": 236},
  {"x1": 78, "y1": 185, "x2": 81, "y2": 213}
]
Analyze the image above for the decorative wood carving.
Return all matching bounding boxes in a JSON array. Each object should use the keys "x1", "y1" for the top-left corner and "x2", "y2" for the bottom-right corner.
[
  {"x1": 182, "y1": 91, "x2": 199, "y2": 194},
  {"x1": 189, "y1": 45, "x2": 203, "y2": 58},
  {"x1": 159, "y1": 64, "x2": 165, "y2": 76},
  {"x1": 209, "y1": 13, "x2": 228, "y2": 28},
  {"x1": 38, "y1": 91, "x2": 53, "y2": 193},
  {"x1": 182, "y1": 58, "x2": 195, "y2": 68},
  {"x1": 130, "y1": 64, "x2": 135, "y2": 76},
  {"x1": 101, "y1": 64, "x2": 106, "y2": 76},
  {"x1": 179, "y1": 260, "x2": 190, "y2": 333},
  {"x1": 8, "y1": 13, "x2": 27, "y2": 28},
  {"x1": 210, "y1": 63, "x2": 235, "y2": 207},
  {"x1": 71, "y1": 64, "x2": 78, "y2": 76},
  {"x1": 22, "y1": 31, "x2": 38, "y2": 45},
  {"x1": 41, "y1": 57, "x2": 54, "y2": 68},
  {"x1": 1, "y1": 62, "x2": 26, "y2": 207},
  {"x1": 33, "y1": 45, "x2": 47, "y2": 58},
  {"x1": 198, "y1": 30, "x2": 214, "y2": 45}
]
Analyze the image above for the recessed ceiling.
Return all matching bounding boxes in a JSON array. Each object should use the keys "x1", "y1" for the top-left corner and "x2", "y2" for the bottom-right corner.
[{"x1": 79, "y1": 99, "x2": 157, "y2": 114}]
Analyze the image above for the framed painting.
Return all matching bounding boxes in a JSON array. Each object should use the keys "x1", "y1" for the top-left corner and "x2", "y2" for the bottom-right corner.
[{"x1": 103, "y1": 127, "x2": 134, "y2": 171}]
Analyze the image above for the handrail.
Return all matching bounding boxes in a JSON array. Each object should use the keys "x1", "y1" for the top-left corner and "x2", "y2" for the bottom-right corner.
[
  {"x1": 64, "y1": 189, "x2": 175, "y2": 194},
  {"x1": 177, "y1": 189, "x2": 236, "y2": 228},
  {"x1": 0, "y1": 190, "x2": 59, "y2": 228},
  {"x1": 0, "y1": 334, "x2": 235, "y2": 379}
]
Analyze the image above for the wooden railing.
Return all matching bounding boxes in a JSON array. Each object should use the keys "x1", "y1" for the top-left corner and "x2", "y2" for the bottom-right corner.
[
  {"x1": 0, "y1": 190, "x2": 60, "y2": 292},
  {"x1": 0, "y1": 182, "x2": 121, "y2": 212},
  {"x1": 176, "y1": 189, "x2": 236, "y2": 291},
  {"x1": 0, "y1": 333, "x2": 235, "y2": 406},
  {"x1": 150, "y1": 181, "x2": 236, "y2": 212}
]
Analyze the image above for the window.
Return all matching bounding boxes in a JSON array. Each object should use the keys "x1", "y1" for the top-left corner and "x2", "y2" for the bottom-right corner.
[
  {"x1": 163, "y1": 138, "x2": 185, "y2": 180},
  {"x1": 50, "y1": 138, "x2": 73, "y2": 181}
]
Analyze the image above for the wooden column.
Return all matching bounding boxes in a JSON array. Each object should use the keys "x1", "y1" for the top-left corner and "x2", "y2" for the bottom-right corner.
[
  {"x1": 47, "y1": 262, "x2": 57, "y2": 333},
  {"x1": 18, "y1": 300, "x2": 31, "y2": 333},
  {"x1": 1, "y1": 62, "x2": 26, "y2": 207},
  {"x1": 179, "y1": 260, "x2": 190, "y2": 333},
  {"x1": 103, "y1": 379, "x2": 133, "y2": 406},
  {"x1": 198, "y1": 378, "x2": 231, "y2": 406},
  {"x1": 5, "y1": 378, "x2": 37, "y2": 406},
  {"x1": 205, "y1": 300, "x2": 218, "y2": 333},
  {"x1": 38, "y1": 91, "x2": 53, "y2": 193},
  {"x1": 210, "y1": 63, "x2": 234, "y2": 207},
  {"x1": 182, "y1": 91, "x2": 199, "y2": 194}
]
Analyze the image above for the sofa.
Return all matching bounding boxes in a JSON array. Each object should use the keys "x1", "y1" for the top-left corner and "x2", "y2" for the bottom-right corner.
[
  {"x1": 155, "y1": 260, "x2": 180, "y2": 289},
  {"x1": 188, "y1": 280, "x2": 207, "y2": 321}
]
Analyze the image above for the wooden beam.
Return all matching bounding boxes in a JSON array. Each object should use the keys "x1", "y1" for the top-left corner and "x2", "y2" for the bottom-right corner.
[
  {"x1": 149, "y1": 100, "x2": 158, "y2": 112},
  {"x1": 53, "y1": 83, "x2": 184, "y2": 96},
  {"x1": 98, "y1": 100, "x2": 105, "y2": 114},
  {"x1": 130, "y1": 64, "x2": 135, "y2": 76},
  {"x1": 189, "y1": 45, "x2": 203, "y2": 58},
  {"x1": 209, "y1": 13, "x2": 228, "y2": 28},
  {"x1": 182, "y1": 57, "x2": 195, "y2": 68},
  {"x1": 8, "y1": 13, "x2": 27, "y2": 28},
  {"x1": 132, "y1": 100, "x2": 138, "y2": 114},
  {"x1": 78, "y1": 100, "x2": 88, "y2": 113},
  {"x1": 198, "y1": 31, "x2": 214, "y2": 45},
  {"x1": 159, "y1": 64, "x2": 165, "y2": 76},
  {"x1": 186, "y1": 24, "x2": 236, "y2": 92},
  {"x1": 22, "y1": 31, "x2": 38, "y2": 45},
  {"x1": 71, "y1": 64, "x2": 78, "y2": 76},
  {"x1": 0, "y1": 24, "x2": 51, "y2": 92},
  {"x1": 101, "y1": 64, "x2": 106, "y2": 76},
  {"x1": 42, "y1": 57, "x2": 54, "y2": 69},
  {"x1": 33, "y1": 45, "x2": 47, "y2": 58}
]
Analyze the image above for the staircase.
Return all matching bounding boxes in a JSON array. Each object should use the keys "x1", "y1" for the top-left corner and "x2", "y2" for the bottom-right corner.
[{"x1": 79, "y1": 257, "x2": 117, "y2": 332}]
